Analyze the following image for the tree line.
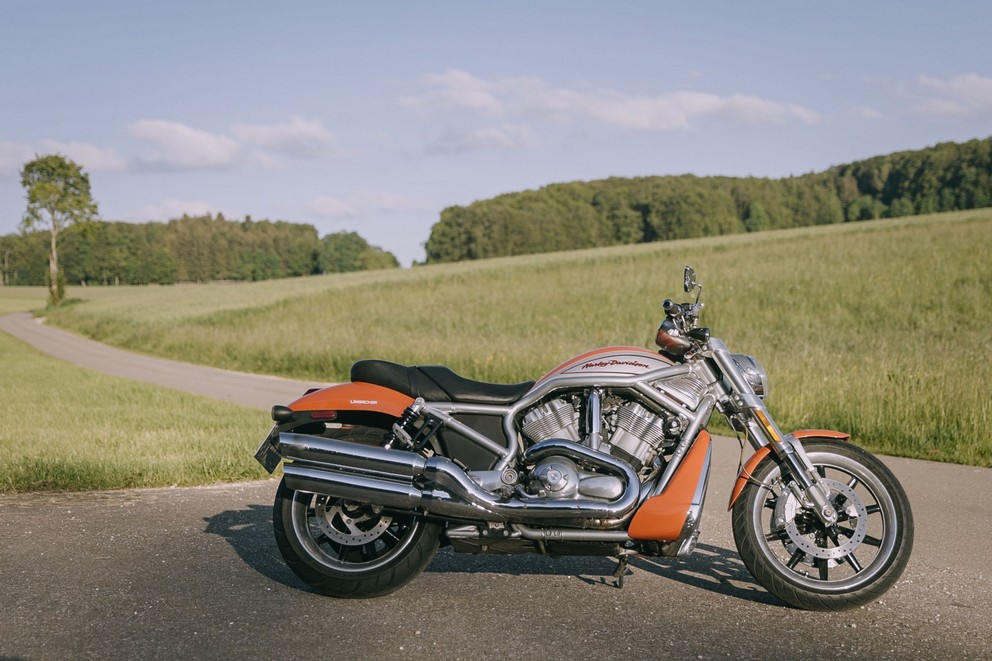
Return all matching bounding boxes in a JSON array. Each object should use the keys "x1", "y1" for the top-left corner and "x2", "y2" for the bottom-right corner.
[
  {"x1": 424, "y1": 136, "x2": 992, "y2": 262},
  {"x1": 0, "y1": 214, "x2": 399, "y2": 287}
]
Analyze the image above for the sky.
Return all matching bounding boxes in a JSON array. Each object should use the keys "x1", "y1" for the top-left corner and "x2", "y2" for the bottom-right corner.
[{"x1": 2, "y1": 2, "x2": 991, "y2": 266}]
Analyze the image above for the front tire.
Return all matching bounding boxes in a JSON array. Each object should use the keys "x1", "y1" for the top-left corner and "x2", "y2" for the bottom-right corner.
[
  {"x1": 273, "y1": 426, "x2": 441, "y2": 598},
  {"x1": 732, "y1": 439, "x2": 913, "y2": 610}
]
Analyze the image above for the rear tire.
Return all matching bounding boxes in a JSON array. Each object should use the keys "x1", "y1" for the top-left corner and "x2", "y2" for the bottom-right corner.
[
  {"x1": 273, "y1": 426, "x2": 441, "y2": 598},
  {"x1": 732, "y1": 439, "x2": 913, "y2": 611}
]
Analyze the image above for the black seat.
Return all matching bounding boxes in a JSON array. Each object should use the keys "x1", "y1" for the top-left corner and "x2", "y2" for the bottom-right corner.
[{"x1": 350, "y1": 360, "x2": 534, "y2": 405}]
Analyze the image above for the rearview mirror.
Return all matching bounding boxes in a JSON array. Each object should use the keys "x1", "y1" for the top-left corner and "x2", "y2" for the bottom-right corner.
[{"x1": 683, "y1": 266, "x2": 697, "y2": 293}]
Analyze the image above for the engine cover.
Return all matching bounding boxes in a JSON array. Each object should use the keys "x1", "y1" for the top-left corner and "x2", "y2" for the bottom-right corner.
[
  {"x1": 529, "y1": 456, "x2": 580, "y2": 498},
  {"x1": 527, "y1": 456, "x2": 624, "y2": 501}
]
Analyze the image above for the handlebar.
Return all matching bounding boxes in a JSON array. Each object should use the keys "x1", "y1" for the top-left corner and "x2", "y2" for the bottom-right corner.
[{"x1": 663, "y1": 299, "x2": 684, "y2": 319}]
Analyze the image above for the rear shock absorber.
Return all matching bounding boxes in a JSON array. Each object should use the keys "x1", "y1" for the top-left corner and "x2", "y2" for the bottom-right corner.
[{"x1": 382, "y1": 398, "x2": 426, "y2": 449}]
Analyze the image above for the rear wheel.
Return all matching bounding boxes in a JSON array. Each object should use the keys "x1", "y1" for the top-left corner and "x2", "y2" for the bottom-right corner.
[
  {"x1": 732, "y1": 439, "x2": 913, "y2": 611},
  {"x1": 273, "y1": 426, "x2": 441, "y2": 598}
]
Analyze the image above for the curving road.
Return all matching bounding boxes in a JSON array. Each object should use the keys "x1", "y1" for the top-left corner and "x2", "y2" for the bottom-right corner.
[{"x1": 1, "y1": 312, "x2": 991, "y2": 660}]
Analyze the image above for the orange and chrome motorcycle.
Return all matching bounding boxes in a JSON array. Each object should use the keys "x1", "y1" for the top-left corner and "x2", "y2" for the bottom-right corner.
[{"x1": 255, "y1": 266, "x2": 913, "y2": 610}]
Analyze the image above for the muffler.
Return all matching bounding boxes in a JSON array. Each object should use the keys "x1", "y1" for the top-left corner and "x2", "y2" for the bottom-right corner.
[{"x1": 278, "y1": 433, "x2": 640, "y2": 526}]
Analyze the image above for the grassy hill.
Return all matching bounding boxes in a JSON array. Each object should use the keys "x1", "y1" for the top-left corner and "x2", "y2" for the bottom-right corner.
[{"x1": 10, "y1": 208, "x2": 992, "y2": 468}]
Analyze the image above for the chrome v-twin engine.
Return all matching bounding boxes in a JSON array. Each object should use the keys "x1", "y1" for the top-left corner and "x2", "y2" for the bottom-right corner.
[{"x1": 521, "y1": 393, "x2": 682, "y2": 485}]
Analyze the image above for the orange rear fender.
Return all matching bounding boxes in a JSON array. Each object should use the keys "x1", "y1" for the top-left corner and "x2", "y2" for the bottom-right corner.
[
  {"x1": 288, "y1": 382, "x2": 414, "y2": 418},
  {"x1": 727, "y1": 429, "x2": 851, "y2": 509}
]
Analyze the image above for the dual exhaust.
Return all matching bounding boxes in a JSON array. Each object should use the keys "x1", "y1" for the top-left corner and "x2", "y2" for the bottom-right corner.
[{"x1": 278, "y1": 433, "x2": 640, "y2": 528}]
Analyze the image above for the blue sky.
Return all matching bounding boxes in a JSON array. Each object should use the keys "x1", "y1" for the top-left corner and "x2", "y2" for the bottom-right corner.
[{"x1": 2, "y1": 1, "x2": 990, "y2": 265}]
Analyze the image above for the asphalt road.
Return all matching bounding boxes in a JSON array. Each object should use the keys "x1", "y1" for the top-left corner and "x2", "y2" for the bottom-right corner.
[{"x1": 1, "y1": 312, "x2": 991, "y2": 660}]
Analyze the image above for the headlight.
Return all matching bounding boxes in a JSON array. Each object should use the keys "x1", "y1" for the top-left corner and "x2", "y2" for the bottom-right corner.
[{"x1": 732, "y1": 354, "x2": 769, "y2": 399}]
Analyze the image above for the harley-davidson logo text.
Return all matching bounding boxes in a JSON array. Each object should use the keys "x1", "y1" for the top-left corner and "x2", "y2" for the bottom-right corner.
[{"x1": 581, "y1": 359, "x2": 650, "y2": 370}]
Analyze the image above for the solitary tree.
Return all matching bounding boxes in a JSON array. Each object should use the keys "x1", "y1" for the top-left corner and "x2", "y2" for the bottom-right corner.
[{"x1": 20, "y1": 154, "x2": 98, "y2": 305}]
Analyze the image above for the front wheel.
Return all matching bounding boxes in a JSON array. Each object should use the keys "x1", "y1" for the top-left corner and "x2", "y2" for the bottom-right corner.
[{"x1": 732, "y1": 439, "x2": 913, "y2": 611}]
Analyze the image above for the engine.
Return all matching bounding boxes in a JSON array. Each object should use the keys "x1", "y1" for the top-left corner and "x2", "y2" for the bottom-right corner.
[{"x1": 520, "y1": 395, "x2": 683, "y2": 499}]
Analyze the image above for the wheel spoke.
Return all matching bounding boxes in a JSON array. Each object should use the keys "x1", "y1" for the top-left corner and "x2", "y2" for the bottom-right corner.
[
  {"x1": 816, "y1": 466, "x2": 827, "y2": 478},
  {"x1": 861, "y1": 534, "x2": 883, "y2": 547},
  {"x1": 815, "y1": 558, "x2": 829, "y2": 580},
  {"x1": 786, "y1": 548, "x2": 805, "y2": 569},
  {"x1": 846, "y1": 476, "x2": 860, "y2": 489},
  {"x1": 845, "y1": 552, "x2": 864, "y2": 572},
  {"x1": 865, "y1": 504, "x2": 881, "y2": 515},
  {"x1": 332, "y1": 541, "x2": 350, "y2": 561}
]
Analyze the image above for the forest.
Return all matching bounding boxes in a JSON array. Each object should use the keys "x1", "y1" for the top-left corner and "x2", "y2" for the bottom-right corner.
[
  {"x1": 0, "y1": 215, "x2": 398, "y2": 286},
  {"x1": 2, "y1": 136, "x2": 990, "y2": 284},
  {"x1": 424, "y1": 136, "x2": 992, "y2": 262}
]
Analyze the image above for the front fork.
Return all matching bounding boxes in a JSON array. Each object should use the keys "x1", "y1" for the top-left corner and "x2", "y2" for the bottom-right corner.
[{"x1": 739, "y1": 396, "x2": 838, "y2": 526}]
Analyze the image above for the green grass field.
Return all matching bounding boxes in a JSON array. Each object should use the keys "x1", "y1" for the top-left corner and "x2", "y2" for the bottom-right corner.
[
  {"x1": 0, "y1": 331, "x2": 270, "y2": 493},
  {"x1": 2, "y1": 208, "x2": 990, "y2": 491}
]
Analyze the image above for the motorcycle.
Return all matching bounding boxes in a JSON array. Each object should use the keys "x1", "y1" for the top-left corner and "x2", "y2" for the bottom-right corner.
[{"x1": 254, "y1": 266, "x2": 913, "y2": 610}]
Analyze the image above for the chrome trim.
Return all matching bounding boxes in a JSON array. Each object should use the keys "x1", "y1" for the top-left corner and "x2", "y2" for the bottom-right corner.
[
  {"x1": 283, "y1": 465, "x2": 423, "y2": 510},
  {"x1": 586, "y1": 389, "x2": 603, "y2": 451},
  {"x1": 279, "y1": 433, "x2": 427, "y2": 478},
  {"x1": 643, "y1": 393, "x2": 717, "y2": 500},
  {"x1": 513, "y1": 524, "x2": 632, "y2": 543},
  {"x1": 279, "y1": 433, "x2": 640, "y2": 527},
  {"x1": 499, "y1": 363, "x2": 698, "y2": 470},
  {"x1": 424, "y1": 406, "x2": 515, "y2": 461},
  {"x1": 444, "y1": 523, "x2": 632, "y2": 543}
]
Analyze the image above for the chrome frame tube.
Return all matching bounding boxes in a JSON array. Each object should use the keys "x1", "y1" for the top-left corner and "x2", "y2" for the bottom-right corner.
[{"x1": 586, "y1": 389, "x2": 603, "y2": 451}]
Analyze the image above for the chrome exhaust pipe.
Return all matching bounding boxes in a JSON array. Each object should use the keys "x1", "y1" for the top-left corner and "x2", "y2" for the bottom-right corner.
[
  {"x1": 279, "y1": 433, "x2": 427, "y2": 478},
  {"x1": 278, "y1": 433, "x2": 640, "y2": 526},
  {"x1": 282, "y1": 463, "x2": 504, "y2": 521}
]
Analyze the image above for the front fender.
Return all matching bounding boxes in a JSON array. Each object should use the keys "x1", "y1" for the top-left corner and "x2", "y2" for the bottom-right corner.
[{"x1": 727, "y1": 429, "x2": 851, "y2": 509}]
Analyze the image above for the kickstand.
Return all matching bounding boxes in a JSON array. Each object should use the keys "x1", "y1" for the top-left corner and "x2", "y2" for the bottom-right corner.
[{"x1": 612, "y1": 555, "x2": 630, "y2": 589}]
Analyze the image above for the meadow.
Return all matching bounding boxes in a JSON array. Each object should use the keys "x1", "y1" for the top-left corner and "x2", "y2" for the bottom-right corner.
[
  {"x1": 0, "y1": 330, "x2": 270, "y2": 492},
  {"x1": 2, "y1": 208, "x2": 990, "y2": 489}
]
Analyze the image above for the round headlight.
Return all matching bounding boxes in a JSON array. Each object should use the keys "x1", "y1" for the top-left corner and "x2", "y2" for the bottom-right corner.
[{"x1": 731, "y1": 354, "x2": 769, "y2": 399}]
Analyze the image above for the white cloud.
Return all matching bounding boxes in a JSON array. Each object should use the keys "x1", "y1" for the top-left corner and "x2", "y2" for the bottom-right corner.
[
  {"x1": 2, "y1": 115, "x2": 348, "y2": 178},
  {"x1": 127, "y1": 116, "x2": 349, "y2": 171},
  {"x1": 309, "y1": 194, "x2": 359, "y2": 219},
  {"x1": 0, "y1": 140, "x2": 126, "y2": 177},
  {"x1": 308, "y1": 192, "x2": 428, "y2": 219},
  {"x1": 401, "y1": 69, "x2": 821, "y2": 140},
  {"x1": 0, "y1": 141, "x2": 36, "y2": 177},
  {"x1": 231, "y1": 116, "x2": 344, "y2": 159},
  {"x1": 915, "y1": 73, "x2": 992, "y2": 119},
  {"x1": 132, "y1": 198, "x2": 233, "y2": 222},
  {"x1": 430, "y1": 124, "x2": 538, "y2": 153},
  {"x1": 402, "y1": 69, "x2": 504, "y2": 116},
  {"x1": 37, "y1": 140, "x2": 128, "y2": 173},
  {"x1": 853, "y1": 106, "x2": 883, "y2": 120},
  {"x1": 129, "y1": 120, "x2": 243, "y2": 171}
]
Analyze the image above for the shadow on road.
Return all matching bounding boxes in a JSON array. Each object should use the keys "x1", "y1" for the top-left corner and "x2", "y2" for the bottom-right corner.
[
  {"x1": 202, "y1": 503, "x2": 303, "y2": 590},
  {"x1": 631, "y1": 544, "x2": 781, "y2": 606},
  {"x1": 203, "y1": 504, "x2": 780, "y2": 607}
]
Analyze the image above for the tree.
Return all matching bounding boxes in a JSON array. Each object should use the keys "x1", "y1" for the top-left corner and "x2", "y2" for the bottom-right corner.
[
  {"x1": 319, "y1": 231, "x2": 399, "y2": 272},
  {"x1": 20, "y1": 154, "x2": 98, "y2": 305}
]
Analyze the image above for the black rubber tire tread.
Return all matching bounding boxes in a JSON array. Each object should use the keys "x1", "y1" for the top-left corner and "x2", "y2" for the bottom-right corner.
[
  {"x1": 272, "y1": 425, "x2": 441, "y2": 598},
  {"x1": 731, "y1": 439, "x2": 914, "y2": 611}
]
